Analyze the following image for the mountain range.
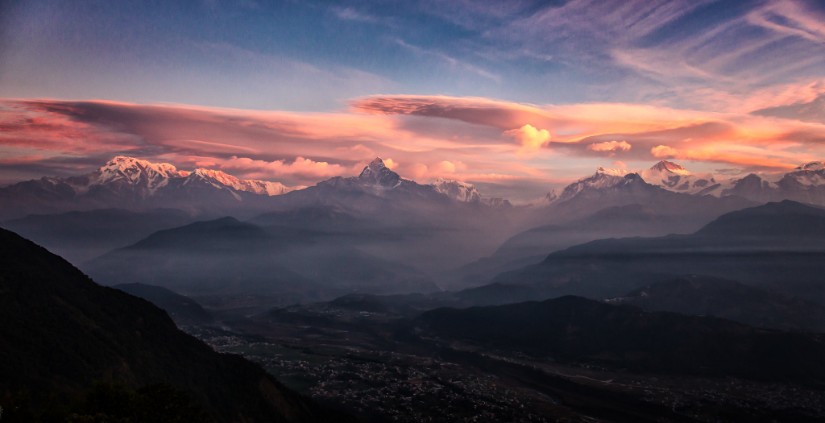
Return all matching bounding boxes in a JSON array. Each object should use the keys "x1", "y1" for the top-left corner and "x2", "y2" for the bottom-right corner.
[
  {"x1": 5, "y1": 155, "x2": 825, "y2": 310},
  {"x1": 4, "y1": 156, "x2": 825, "y2": 221},
  {"x1": 84, "y1": 216, "x2": 439, "y2": 313},
  {"x1": 478, "y1": 200, "x2": 825, "y2": 306},
  {"x1": 549, "y1": 160, "x2": 825, "y2": 206},
  {"x1": 0, "y1": 156, "x2": 297, "y2": 220},
  {"x1": 0, "y1": 156, "x2": 503, "y2": 220}
]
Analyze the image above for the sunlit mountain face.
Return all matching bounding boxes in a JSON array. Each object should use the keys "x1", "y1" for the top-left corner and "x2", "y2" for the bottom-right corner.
[{"x1": 2, "y1": 1, "x2": 825, "y2": 421}]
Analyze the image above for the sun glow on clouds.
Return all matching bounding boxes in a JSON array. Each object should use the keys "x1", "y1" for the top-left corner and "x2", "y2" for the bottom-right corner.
[
  {"x1": 505, "y1": 124, "x2": 551, "y2": 154},
  {"x1": 588, "y1": 140, "x2": 631, "y2": 153},
  {"x1": 217, "y1": 156, "x2": 352, "y2": 180},
  {"x1": 2, "y1": 94, "x2": 825, "y2": 199}
]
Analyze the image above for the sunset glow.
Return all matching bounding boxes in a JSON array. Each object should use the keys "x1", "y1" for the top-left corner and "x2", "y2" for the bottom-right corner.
[{"x1": 1, "y1": 0, "x2": 824, "y2": 200}]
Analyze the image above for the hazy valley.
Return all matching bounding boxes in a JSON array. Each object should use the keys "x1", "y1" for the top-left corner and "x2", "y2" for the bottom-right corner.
[{"x1": 3, "y1": 155, "x2": 825, "y2": 421}]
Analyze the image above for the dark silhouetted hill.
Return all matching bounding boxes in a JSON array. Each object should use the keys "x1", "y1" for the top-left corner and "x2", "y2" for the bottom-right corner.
[
  {"x1": 610, "y1": 275, "x2": 825, "y2": 332},
  {"x1": 0, "y1": 228, "x2": 349, "y2": 422},
  {"x1": 414, "y1": 296, "x2": 825, "y2": 384}
]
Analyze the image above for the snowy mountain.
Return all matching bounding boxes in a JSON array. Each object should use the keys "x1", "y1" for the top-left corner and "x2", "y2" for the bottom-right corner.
[
  {"x1": 315, "y1": 157, "x2": 421, "y2": 194},
  {"x1": 271, "y1": 158, "x2": 461, "y2": 214},
  {"x1": 555, "y1": 167, "x2": 630, "y2": 203},
  {"x1": 639, "y1": 161, "x2": 721, "y2": 196},
  {"x1": 0, "y1": 156, "x2": 297, "y2": 219},
  {"x1": 57, "y1": 155, "x2": 295, "y2": 198},
  {"x1": 553, "y1": 161, "x2": 721, "y2": 201},
  {"x1": 184, "y1": 168, "x2": 294, "y2": 196},
  {"x1": 357, "y1": 157, "x2": 402, "y2": 187},
  {"x1": 547, "y1": 160, "x2": 825, "y2": 207},
  {"x1": 720, "y1": 161, "x2": 825, "y2": 205},
  {"x1": 86, "y1": 156, "x2": 187, "y2": 194},
  {"x1": 431, "y1": 178, "x2": 482, "y2": 202},
  {"x1": 781, "y1": 161, "x2": 825, "y2": 186}
]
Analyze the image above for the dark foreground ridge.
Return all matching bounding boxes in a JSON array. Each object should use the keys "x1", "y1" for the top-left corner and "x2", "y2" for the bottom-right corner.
[{"x1": 0, "y1": 228, "x2": 351, "y2": 422}]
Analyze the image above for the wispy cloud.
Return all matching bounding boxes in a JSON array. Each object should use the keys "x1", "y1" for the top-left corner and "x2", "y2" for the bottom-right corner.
[{"x1": 393, "y1": 38, "x2": 502, "y2": 83}]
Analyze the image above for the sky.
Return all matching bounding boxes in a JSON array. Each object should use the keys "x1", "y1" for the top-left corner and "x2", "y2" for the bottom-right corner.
[{"x1": 1, "y1": 0, "x2": 825, "y2": 200}]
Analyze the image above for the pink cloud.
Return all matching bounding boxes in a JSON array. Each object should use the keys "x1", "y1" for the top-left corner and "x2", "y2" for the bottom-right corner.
[
  {"x1": 650, "y1": 145, "x2": 679, "y2": 158},
  {"x1": 2, "y1": 95, "x2": 825, "y2": 200},
  {"x1": 217, "y1": 156, "x2": 353, "y2": 180},
  {"x1": 504, "y1": 124, "x2": 551, "y2": 154},
  {"x1": 588, "y1": 140, "x2": 631, "y2": 153}
]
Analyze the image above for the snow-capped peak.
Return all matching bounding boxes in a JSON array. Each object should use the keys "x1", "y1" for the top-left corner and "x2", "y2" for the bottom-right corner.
[
  {"x1": 74, "y1": 156, "x2": 295, "y2": 197},
  {"x1": 431, "y1": 178, "x2": 481, "y2": 202},
  {"x1": 595, "y1": 166, "x2": 630, "y2": 177},
  {"x1": 189, "y1": 168, "x2": 294, "y2": 196},
  {"x1": 368, "y1": 157, "x2": 387, "y2": 170},
  {"x1": 98, "y1": 156, "x2": 184, "y2": 181},
  {"x1": 640, "y1": 161, "x2": 721, "y2": 195},
  {"x1": 358, "y1": 157, "x2": 401, "y2": 187},
  {"x1": 796, "y1": 161, "x2": 825, "y2": 172},
  {"x1": 555, "y1": 169, "x2": 630, "y2": 202},
  {"x1": 649, "y1": 160, "x2": 691, "y2": 176},
  {"x1": 191, "y1": 168, "x2": 243, "y2": 185},
  {"x1": 88, "y1": 156, "x2": 186, "y2": 193}
]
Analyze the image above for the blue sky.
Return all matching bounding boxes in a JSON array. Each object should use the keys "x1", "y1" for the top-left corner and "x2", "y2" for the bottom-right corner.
[{"x1": 4, "y1": 0, "x2": 824, "y2": 111}]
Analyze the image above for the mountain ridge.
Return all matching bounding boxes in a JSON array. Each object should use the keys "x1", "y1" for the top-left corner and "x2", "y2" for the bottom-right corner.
[{"x1": 0, "y1": 227, "x2": 346, "y2": 421}]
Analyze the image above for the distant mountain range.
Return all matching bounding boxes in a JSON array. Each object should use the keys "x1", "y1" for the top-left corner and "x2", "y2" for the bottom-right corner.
[
  {"x1": 547, "y1": 159, "x2": 825, "y2": 206},
  {"x1": 5, "y1": 156, "x2": 825, "y2": 222},
  {"x1": 5, "y1": 155, "x2": 825, "y2": 308},
  {"x1": 84, "y1": 216, "x2": 439, "y2": 312},
  {"x1": 478, "y1": 200, "x2": 825, "y2": 305},
  {"x1": 2, "y1": 208, "x2": 194, "y2": 263},
  {"x1": 0, "y1": 156, "x2": 298, "y2": 219},
  {"x1": 0, "y1": 156, "x2": 504, "y2": 220},
  {"x1": 472, "y1": 160, "x2": 825, "y2": 292},
  {"x1": 1, "y1": 157, "x2": 520, "y2": 277}
]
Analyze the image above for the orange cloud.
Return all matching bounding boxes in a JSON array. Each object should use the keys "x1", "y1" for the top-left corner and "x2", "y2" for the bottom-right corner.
[
  {"x1": 588, "y1": 140, "x2": 631, "y2": 153},
  {"x1": 383, "y1": 158, "x2": 398, "y2": 169},
  {"x1": 3, "y1": 95, "x2": 825, "y2": 200},
  {"x1": 217, "y1": 156, "x2": 352, "y2": 180},
  {"x1": 504, "y1": 124, "x2": 551, "y2": 154},
  {"x1": 650, "y1": 145, "x2": 798, "y2": 169},
  {"x1": 650, "y1": 145, "x2": 679, "y2": 158}
]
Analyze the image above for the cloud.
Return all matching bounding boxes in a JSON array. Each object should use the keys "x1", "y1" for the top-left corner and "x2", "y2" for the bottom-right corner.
[
  {"x1": 352, "y1": 94, "x2": 825, "y2": 170},
  {"x1": 331, "y1": 7, "x2": 381, "y2": 23},
  {"x1": 393, "y1": 38, "x2": 501, "y2": 83},
  {"x1": 752, "y1": 92, "x2": 825, "y2": 124},
  {"x1": 650, "y1": 145, "x2": 679, "y2": 158},
  {"x1": 216, "y1": 156, "x2": 351, "y2": 180},
  {"x1": 588, "y1": 140, "x2": 631, "y2": 153},
  {"x1": 3, "y1": 95, "x2": 825, "y2": 199},
  {"x1": 504, "y1": 124, "x2": 551, "y2": 153},
  {"x1": 746, "y1": 1, "x2": 825, "y2": 44},
  {"x1": 383, "y1": 158, "x2": 397, "y2": 169},
  {"x1": 434, "y1": 160, "x2": 467, "y2": 174},
  {"x1": 649, "y1": 145, "x2": 798, "y2": 169},
  {"x1": 0, "y1": 98, "x2": 563, "y2": 198}
]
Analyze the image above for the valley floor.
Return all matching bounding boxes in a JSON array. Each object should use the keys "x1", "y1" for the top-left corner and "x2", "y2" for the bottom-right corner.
[{"x1": 186, "y1": 309, "x2": 825, "y2": 423}]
